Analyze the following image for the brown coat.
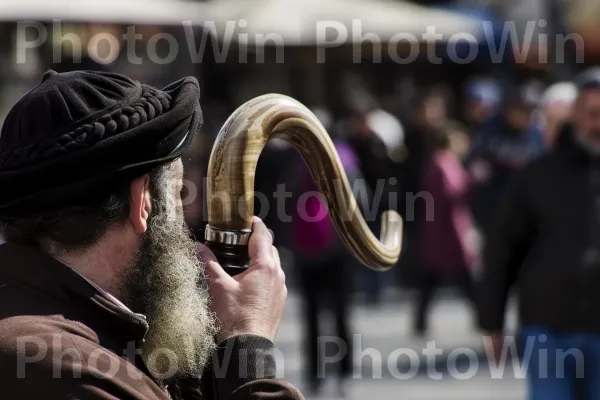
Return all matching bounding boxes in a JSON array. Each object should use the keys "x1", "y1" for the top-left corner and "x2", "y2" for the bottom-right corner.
[{"x1": 0, "y1": 243, "x2": 303, "y2": 400}]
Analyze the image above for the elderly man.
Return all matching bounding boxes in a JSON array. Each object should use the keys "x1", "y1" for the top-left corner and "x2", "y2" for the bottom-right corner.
[{"x1": 0, "y1": 71, "x2": 302, "y2": 399}]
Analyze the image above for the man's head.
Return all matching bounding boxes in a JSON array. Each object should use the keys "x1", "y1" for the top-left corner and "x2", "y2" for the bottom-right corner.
[
  {"x1": 414, "y1": 88, "x2": 449, "y2": 129},
  {"x1": 574, "y1": 68, "x2": 600, "y2": 149},
  {"x1": 539, "y1": 82, "x2": 577, "y2": 146},
  {"x1": 464, "y1": 77, "x2": 500, "y2": 125},
  {"x1": 503, "y1": 84, "x2": 538, "y2": 134},
  {"x1": 0, "y1": 70, "x2": 215, "y2": 378}
]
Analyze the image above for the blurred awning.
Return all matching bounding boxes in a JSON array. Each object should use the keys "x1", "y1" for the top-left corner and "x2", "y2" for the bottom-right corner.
[
  {"x1": 566, "y1": 0, "x2": 600, "y2": 54},
  {"x1": 0, "y1": 0, "x2": 208, "y2": 25},
  {"x1": 204, "y1": 0, "x2": 485, "y2": 46},
  {"x1": 568, "y1": 0, "x2": 600, "y2": 27}
]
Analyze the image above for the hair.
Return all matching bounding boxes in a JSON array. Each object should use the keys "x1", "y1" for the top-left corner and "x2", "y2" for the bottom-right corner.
[
  {"x1": 0, "y1": 166, "x2": 168, "y2": 253},
  {"x1": 412, "y1": 86, "x2": 450, "y2": 112},
  {"x1": 423, "y1": 126, "x2": 451, "y2": 154},
  {"x1": 575, "y1": 68, "x2": 600, "y2": 92}
]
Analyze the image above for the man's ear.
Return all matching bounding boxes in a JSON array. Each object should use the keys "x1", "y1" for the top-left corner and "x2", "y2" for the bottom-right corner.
[{"x1": 129, "y1": 175, "x2": 152, "y2": 235}]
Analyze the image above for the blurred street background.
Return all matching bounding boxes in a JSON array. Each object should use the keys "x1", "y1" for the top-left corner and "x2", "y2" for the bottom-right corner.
[
  {"x1": 2, "y1": 0, "x2": 600, "y2": 399},
  {"x1": 276, "y1": 291, "x2": 524, "y2": 399}
]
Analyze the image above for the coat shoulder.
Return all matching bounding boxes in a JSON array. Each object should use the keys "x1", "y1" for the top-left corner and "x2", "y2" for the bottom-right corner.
[
  {"x1": 0, "y1": 287, "x2": 168, "y2": 399},
  {"x1": 0, "y1": 284, "x2": 99, "y2": 344},
  {"x1": 515, "y1": 150, "x2": 565, "y2": 184},
  {"x1": 0, "y1": 311, "x2": 167, "y2": 399}
]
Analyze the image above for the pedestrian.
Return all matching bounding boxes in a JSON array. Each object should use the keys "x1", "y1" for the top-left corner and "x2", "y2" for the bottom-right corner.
[
  {"x1": 467, "y1": 84, "x2": 544, "y2": 234},
  {"x1": 400, "y1": 87, "x2": 458, "y2": 289},
  {"x1": 463, "y1": 77, "x2": 501, "y2": 134},
  {"x1": 289, "y1": 130, "x2": 360, "y2": 397},
  {"x1": 413, "y1": 126, "x2": 479, "y2": 336},
  {"x1": 343, "y1": 95, "x2": 399, "y2": 305},
  {"x1": 538, "y1": 82, "x2": 578, "y2": 147},
  {"x1": 479, "y1": 68, "x2": 600, "y2": 400}
]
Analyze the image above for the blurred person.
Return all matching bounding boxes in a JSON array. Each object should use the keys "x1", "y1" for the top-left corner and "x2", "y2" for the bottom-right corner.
[
  {"x1": 463, "y1": 77, "x2": 501, "y2": 134},
  {"x1": 399, "y1": 87, "x2": 456, "y2": 289},
  {"x1": 0, "y1": 70, "x2": 302, "y2": 399},
  {"x1": 289, "y1": 111, "x2": 362, "y2": 396},
  {"x1": 467, "y1": 84, "x2": 544, "y2": 234},
  {"x1": 447, "y1": 122, "x2": 472, "y2": 161},
  {"x1": 366, "y1": 104, "x2": 407, "y2": 163},
  {"x1": 343, "y1": 91, "x2": 399, "y2": 207},
  {"x1": 479, "y1": 68, "x2": 600, "y2": 400},
  {"x1": 182, "y1": 131, "x2": 212, "y2": 240},
  {"x1": 538, "y1": 82, "x2": 578, "y2": 147},
  {"x1": 254, "y1": 136, "x2": 296, "y2": 246},
  {"x1": 341, "y1": 95, "x2": 398, "y2": 305},
  {"x1": 412, "y1": 125, "x2": 479, "y2": 337},
  {"x1": 182, "y1": 162, "x2": 206, "y2": 238}
]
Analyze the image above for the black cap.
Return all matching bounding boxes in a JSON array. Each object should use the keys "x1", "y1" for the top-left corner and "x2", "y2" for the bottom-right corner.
[
  {"x1": 574, "y1": 67, "x2": 600, "y2": 91},
  {"x1": 0, "y1": 70, "x2": 202, "y2": 216}
]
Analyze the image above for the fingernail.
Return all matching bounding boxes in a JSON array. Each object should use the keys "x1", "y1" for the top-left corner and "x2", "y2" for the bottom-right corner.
[
  {"x1": 252, "y1": 216, "x2": 262, "y2": 223},
  {"x1": 268, "y1": 229, "x2": 275, "y2": 242}
]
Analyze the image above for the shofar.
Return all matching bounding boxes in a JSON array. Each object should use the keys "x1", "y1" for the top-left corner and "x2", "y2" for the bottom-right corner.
[{"x1": 204, "y1": 94, "x2": 402, "y2": 275}]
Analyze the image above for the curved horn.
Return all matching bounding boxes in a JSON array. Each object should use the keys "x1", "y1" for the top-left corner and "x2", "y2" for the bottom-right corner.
[{"x1": 204, "y1": 94, "x2": 402, "y2": 274}]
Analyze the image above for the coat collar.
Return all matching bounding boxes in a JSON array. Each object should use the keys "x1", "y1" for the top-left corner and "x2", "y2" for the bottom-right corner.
[{"x1": 0, "y1": 242, "x2": 149, "y2": 346}]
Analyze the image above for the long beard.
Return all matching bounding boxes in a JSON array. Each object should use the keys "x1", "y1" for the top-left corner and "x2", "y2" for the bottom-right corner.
[{"x1": 125, "y1": 187, "x2": 216, "y2": 379}]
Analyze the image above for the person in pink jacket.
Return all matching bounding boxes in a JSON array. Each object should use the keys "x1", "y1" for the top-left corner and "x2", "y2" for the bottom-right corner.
[{"x1": 413, "y1": 126, "x2": 479, "y2": 336}]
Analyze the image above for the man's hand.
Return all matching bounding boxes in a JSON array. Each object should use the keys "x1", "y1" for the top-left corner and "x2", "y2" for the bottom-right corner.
[{"x1": 198, "y1": 217, "x2": 287, "y2": 343}]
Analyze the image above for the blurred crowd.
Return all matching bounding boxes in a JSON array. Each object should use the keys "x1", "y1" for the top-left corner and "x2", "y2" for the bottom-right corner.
[
  {"x1": 177, "y1": 69, "x2": 592, "y2": 397},
  {"x1": 0, "y1": 19, "x2": 598, "y2": 397},
  {"x1": 2, "y1": 0, "x2": 600, "y2": 397}
]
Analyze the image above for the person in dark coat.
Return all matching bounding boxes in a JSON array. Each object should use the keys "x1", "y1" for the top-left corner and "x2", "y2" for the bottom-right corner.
[
  {"x1": 467, "y1": 86, "x2": 545, "y2": 234},
  {"x1": 400, "y1": 87, "x2": 458, "y2": 289},
  {"x1": 478, "y1": 68, "x2": 600, "y2": 400},
  {"x1": 343, "y1": 102, "x2": 400, "y2": 304},
  {"x1": 289, "y1": 140, "x2": 360, "y2": 397},
  {"x1": 0, "y1": 70, "x2": 302, "y2": 400},
  {"x1": 463, "y1": 77, "x2": 501, "y2": 135}
]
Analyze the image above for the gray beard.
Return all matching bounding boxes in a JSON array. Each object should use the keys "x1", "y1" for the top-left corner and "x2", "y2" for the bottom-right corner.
[{"x1": 124, "y1": 186, "x2": 216, "y2": 380}]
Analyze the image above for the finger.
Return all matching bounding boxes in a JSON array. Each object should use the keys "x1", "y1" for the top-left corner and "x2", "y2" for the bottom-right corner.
[
  {"x1": 196, "y1": 242, "x2": 234, "y2": 286},
  {"x1": 271, "y1": 246, "x2": 281, "y2": 268},
  {"x1": 272, "y1": 246, "x2": 286, "y2": 283},
  {"x1": 248, "y1": 216, "x2": 275, "y2": 262}
]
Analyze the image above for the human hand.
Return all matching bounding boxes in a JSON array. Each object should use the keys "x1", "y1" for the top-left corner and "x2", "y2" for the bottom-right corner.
[{"x1": 197, "y1": 217, "x2": 287, "y2": 343}]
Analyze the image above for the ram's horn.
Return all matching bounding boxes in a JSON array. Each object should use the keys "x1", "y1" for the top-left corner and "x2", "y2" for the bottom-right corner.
[{"x1": 204, "y1": 94, "x2": 402, "y2": 275}]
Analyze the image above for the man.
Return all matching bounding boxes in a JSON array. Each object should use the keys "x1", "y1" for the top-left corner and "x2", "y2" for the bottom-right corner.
[
  {"x1": 538, "y1": 81, "x2": 578, "y2": 147},
  {"x1": 479, "y1": 68, "x2": 600, "y2": 400},
  {"x1": 467, "y1": 83, "x2": 544, "y2": 234},
  {"x1": 342, "y1": 95, "x2": 397, "y2": 304},
  {"x1": 463, "y1": 77, "x2": 501, "y2": 134},
  {"x1": 0, "y1": 70, "x2": 302, "y2": 399}
]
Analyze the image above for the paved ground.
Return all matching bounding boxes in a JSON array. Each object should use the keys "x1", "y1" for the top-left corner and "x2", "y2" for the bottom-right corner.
[{"x1": 274, "y1": 291, "x2": 527, "y2": 400}]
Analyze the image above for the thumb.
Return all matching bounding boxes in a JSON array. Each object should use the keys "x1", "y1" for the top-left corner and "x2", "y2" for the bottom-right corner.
[
  {"x1": 197, "y1": 242, "x2": 234, "y2": 286},
  {"x1": 248, "y1": 216, "x2": 274, "y2": 262}
]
